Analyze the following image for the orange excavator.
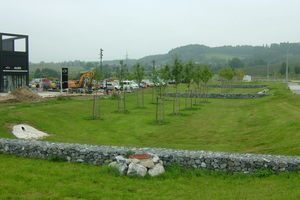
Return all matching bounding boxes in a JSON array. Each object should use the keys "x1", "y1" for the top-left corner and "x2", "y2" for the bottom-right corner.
[{"x1": 69, "y1": 72, "x2": 95, "y2": 93}]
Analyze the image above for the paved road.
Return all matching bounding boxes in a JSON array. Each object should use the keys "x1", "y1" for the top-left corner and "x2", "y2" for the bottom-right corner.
[{"x1": 288, "y1": 82, "x2": 300, "y2": 94}]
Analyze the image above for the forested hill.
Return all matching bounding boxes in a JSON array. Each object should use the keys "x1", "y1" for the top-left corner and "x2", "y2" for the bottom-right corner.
[
  {"x1": 137, "y1": 43, "x2": 300, "y2": 67},
  {"x1": 30, "y1": 43, "x2": 300, "y2": 77}
]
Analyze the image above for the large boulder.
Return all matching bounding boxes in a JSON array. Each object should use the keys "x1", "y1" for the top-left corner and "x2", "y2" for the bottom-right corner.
[
  {"x1": 115, "y1": 155, "x2": 131, "y2": 164},
  {"x1": 108, "y1": 154, "x2": 165, "y2": 177},
  {"x1": 140, "y1": 159, "x2": 155, "y2": 169},
  {"x1": 127, "y1": 163, "x2": 147, "y2": 177},
  {"x1": 151, "y1": 155, "x2": 160, "y2": 163},
  {"x1": 148, "y1": 163, "x2": 165, "y2": 177},
  {"x1": 108, "y1": 161, "x2": 128, "y2": 174}
]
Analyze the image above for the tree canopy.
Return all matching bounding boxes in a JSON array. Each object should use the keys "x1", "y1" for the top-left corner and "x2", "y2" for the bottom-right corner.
[
  {"x1": 133, "y1": 63, "x2": 145, "y2": 87},
  {"x1": 219, "y1": 67, "x2": 235, "y2": 81},
  {"x1": 200, "y1": 65, "x2": 213, "y2": 84},
  {"x1": 228, "y1": 57, "x2": 245, "y2": 68},
  {"x1": 171, "y1": 57, "x2": 183, "y2": 85},
  {"x1": 183, "y1": 61, "x2": 194, "y2": 87}
]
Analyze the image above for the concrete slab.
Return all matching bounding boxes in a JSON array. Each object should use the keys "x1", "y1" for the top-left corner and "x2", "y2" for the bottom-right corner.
[{"x1": 12, "y1": 124, "x2": 49, "y2": 139}]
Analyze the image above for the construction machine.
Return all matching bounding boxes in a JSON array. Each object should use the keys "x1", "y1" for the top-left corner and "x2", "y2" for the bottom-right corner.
[{"x1": 68, "y1": 72, "x2": 95, "y2": 93}]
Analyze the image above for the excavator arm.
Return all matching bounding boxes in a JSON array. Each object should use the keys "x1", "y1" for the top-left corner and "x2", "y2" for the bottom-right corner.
[{"x1": 77, "y1": 72, "x2": 95, "y2": 88}]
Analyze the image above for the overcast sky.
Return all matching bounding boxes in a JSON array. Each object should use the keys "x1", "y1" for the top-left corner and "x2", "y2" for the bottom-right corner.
[{"x1": 1, "y1": 0, "x2": 299, "y2": 62}]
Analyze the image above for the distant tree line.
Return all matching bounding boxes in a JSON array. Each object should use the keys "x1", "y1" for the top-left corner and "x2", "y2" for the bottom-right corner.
[{"x1": 33, "y1": 68, "x2": 60, "y2": 79}]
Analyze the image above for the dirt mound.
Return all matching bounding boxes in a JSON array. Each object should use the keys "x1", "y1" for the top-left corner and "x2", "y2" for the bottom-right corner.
[{"x1": 11, "y1": 86, "x2": 42, "y2": 102}]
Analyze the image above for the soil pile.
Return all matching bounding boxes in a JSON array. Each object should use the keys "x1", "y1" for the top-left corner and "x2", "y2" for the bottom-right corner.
[{"x1": 11, "y1": 86, "x2": 42, "y2": 102}]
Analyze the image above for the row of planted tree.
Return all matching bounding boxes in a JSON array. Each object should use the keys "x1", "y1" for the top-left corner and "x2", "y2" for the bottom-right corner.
[{"x1": 92, "y1": 57, "x2": 245, "y2": 123}]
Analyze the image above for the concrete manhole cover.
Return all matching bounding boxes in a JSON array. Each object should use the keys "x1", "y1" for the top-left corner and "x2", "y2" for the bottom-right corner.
[{"x1": 128, "y1": 154, "x2": 153, "y2": 160}]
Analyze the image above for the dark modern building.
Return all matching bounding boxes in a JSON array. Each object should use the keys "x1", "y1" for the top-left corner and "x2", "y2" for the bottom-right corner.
[{"x1": 0, "y1": 32, "x2": 29, "y2": 92}]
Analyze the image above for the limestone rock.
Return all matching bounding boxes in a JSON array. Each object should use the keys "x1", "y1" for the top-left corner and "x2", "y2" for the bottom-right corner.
[
  {"x1": 152, "y1": 155, "x2": 160, "y2": 163},
  {"x1": 127, "y1": 163, "x2": 147, "y2": 177},
  {"x1": 148, "y1": 163, "x2": 165, "y2": 177},
  {"x1": 109, "y1": 161, "x2": 128, "y2": 174},
  {"x1": 131, "y1": 158, "x2": 140, "y2": 164},
  {"x1": 115, "y1": 155, "x2": 131, "y2": 164},
  {"x1": 140, "y1": 159, "x2": 155, "y2": 169}
]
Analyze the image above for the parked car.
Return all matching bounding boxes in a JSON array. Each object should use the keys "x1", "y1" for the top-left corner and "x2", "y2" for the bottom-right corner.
[
  {"x1": 139, "y1": 82, "x2": 147, "y2": 88},
  {"x1": 106, "y1": 81, "x2": 121, "y2": 90},
  {"x1": 142, "y1": 79, "x2": 154, "y2": 87},
  {"x1": 121, "y1": 80, "x2": 139, "y2": 90},
  {"x1": 130, "y1": 81, "x2": 139, "y2": 89},
  {"x1": 168, "y1": 80, "x2": 176, "y2": 84}
]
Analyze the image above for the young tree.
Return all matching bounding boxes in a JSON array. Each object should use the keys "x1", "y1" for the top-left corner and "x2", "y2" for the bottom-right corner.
[
  {"x1": 200, "y1": 65, "x2": 213, "y2": 102},
  {"x1": 192, "y1": 64, "x2": 202, "y2": 105},
  {"x1": 133, "y1": 63, "x2": 145, "y2": 108},
  {"x1": 133, "y1": 63, "x2": 145, "y2": 87},
  {"x1": 183, "y1": 61, "x2": 194, "y2": 88},
  {"x1": 183, "y1": 61, "x2": 194, "y2": 108},
  {"x1": 157, "y1": 64, "x2": 171, "y2": 97},
  {"x1": 160, "y1": 64, "x2": 171, "y2": 83},
  {"x1": 234, "y1": 69, "x2": 245, "y2": 81},
  {"x1": 172, "y1": 57, "x2": 184, "y2": 89},
  {"x1": 92, "y1": 66, "x2": 103, "y2": 120},
  {"x1": 116, "y1": 60, "x2": 128, "y2": 112},
  {"x1": 219, "y1": 67, "x2": 235, "y2": 92},
  {"x1": 150, "y1": 61, "x2": 159, "y2": 103},
  {"x1": 171, "y1": 57, "x2": 183, "y2": 115}
]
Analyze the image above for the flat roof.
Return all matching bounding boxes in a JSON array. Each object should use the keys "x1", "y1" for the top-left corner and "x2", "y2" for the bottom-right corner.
[{"x1": 0, "y1": 32, "x2": 28, "y2": 39}]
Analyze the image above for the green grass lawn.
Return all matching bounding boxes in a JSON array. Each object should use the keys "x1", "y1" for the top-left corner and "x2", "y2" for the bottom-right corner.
[
  {"x1": 1, "y1": 82, "x2": 300, "y2": 199},
  {"x1": 0, "y1": 154, "x2": 299, "y2": 200},
  {"x1": 0, "y1": 82, "x2": 299, "y2": 155},
  {"x1": 166, "y1": 82, "x2": 265, "y2": 93}
]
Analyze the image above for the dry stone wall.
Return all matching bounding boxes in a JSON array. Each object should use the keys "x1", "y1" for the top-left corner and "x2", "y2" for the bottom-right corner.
[
  {"x1": 207, "y1": 84, "x2": 268, "y2": 88},
  {"x1": 0, "y1": 138, "x2": 299, "y2": 173},
  {"x1": 163, "y1": 93, "x2": 270, "y2": 99}
]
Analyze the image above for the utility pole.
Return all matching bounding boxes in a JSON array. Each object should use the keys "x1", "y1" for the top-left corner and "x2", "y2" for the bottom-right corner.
[
  {"x1": 125, "y1": 51, "x2": 128, "y2": 68},
  {"x1": 99, "y1": 48, "x2": 103, "y2": 72}
]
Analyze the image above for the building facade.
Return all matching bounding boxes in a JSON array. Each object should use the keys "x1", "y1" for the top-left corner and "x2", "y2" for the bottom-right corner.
[{"x1": 0, "y1": 32, "x2": 29, "y2": 92}]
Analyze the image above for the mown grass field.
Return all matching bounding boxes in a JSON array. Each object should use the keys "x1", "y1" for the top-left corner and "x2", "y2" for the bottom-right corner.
[
  {"x1": 0, "y1": 82, "x2": 298, "y2": 155},
  {"x1": 0, "y1": 81, "x2": 300, "y2": 199},
  {"x1": 0, "y1": 154, "x2": 299, "y2": 200}
]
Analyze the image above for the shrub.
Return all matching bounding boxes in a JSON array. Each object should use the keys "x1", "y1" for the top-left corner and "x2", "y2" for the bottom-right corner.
[
  {"x1": 255, "y1": 169, "x2": 273, "y2": 177},
  {"x1": 48, "y1": 155, "x2": 67, "y2": 162}
]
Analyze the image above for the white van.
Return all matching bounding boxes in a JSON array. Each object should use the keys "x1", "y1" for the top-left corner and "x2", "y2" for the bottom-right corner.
[{"x1": 121, "y1": 80, "x2": 139, "y2": 90}]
